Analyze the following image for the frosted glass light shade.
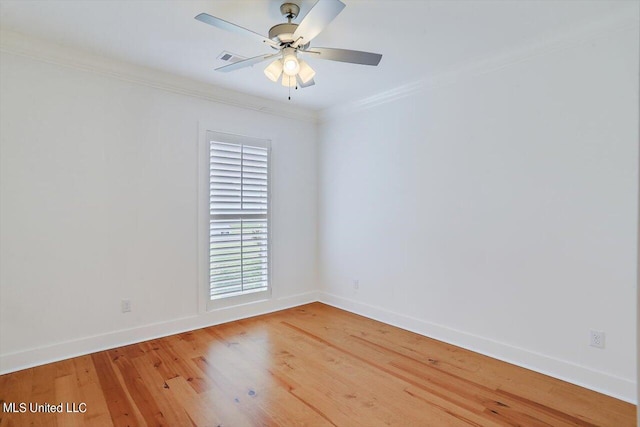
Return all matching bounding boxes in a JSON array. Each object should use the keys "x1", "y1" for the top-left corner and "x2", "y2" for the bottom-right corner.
[
  {"x1": 264, "y1": 59, "x2": 283, "y2": 82},
  {"x1": 283, "y1": 57, "x2": 299, "y2": 75},
  {"x1": 282, "y1": 48, "x2": 300, "y2": 76},
  {"x1": 297, "y1": 59, "x2": 315, "y2": 84},
  {"x1": 281, "y1": 73, "x2": 296, "y2": 87}
]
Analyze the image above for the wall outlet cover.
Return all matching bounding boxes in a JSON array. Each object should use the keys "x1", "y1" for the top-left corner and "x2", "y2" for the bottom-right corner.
[{"x1": 589, "y1": 330, "x2": 605, "y2": 349}]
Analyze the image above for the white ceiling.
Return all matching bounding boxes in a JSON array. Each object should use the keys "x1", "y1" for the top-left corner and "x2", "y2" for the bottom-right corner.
[{"x1": 0, "y1": 0, "x2": 634, "y2": 111}]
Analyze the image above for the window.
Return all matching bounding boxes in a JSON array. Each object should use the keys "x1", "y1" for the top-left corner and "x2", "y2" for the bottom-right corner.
[{"x1": 206, "y1": 131, "x2": 270, "y2": 304}]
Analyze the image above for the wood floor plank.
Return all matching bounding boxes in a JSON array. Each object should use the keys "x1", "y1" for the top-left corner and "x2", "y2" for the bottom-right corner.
[
  {"x1": 110, "y1": 351, "x2": 169, "y2": 426},
  {"x1": 54, "y1": 374, "x2": 85, "y2": 427},
  {"x1": 0, "y1": 303, "x2": 635, "y2": 426},
  {"x1": 91, "y1": 351, "x2": 145, "y2": 426},
  {"x1": 136, "y1": 334, "x2": 213, "y2": 396},
  {"x1": 129, "y1": 353, "x2": 196, "y2": 426},
  {"x1": 0, "y1": 368, "x2": 34, "y2": 427},
  {"x1": 164, "y1": 375, "x2": 219, "y2": 426},
  {"x1": 30, "y1": 363, "x2": 59, "y2": 427},
  {"x1": 72, "y1": 355, "x2": 114, "y2": 427}
]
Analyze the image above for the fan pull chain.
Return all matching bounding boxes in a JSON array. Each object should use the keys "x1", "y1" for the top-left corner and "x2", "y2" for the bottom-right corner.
[{"x1": 286, "y1": 75, "x2": 297, "y2": 101}]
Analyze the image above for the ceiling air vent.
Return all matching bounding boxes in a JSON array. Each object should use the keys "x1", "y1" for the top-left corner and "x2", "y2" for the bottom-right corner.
[{"x1": 217, "y1": 51, "x2": 246, "y2": 64}]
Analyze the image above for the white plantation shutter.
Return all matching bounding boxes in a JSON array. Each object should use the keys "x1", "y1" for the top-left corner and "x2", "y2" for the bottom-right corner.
[{"x1": 208, "y1": 133, "x2": 270, "y2": 300}]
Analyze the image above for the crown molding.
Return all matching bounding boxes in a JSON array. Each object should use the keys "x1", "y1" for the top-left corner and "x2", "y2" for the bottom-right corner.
[
  {"x1": 0, "y1": 30, "x2": 318, "y2": 123},
  {"x1": 319, "y1": 6, "x2": 639, "y2": 122}
]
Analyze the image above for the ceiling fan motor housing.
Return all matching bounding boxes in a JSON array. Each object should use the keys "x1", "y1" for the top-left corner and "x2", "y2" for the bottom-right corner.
[{"x1": 269, "y1": 23, "x2": 298, "y2": 45}]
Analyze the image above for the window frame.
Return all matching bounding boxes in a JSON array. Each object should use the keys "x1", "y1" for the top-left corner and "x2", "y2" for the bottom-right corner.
[{"x1": 198, "y1": 127, "x2": 272, "y2": 311}]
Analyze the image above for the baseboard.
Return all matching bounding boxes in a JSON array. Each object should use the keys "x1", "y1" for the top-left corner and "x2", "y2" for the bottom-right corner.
[
  {"x1": 0, "y1": 291, "x2": 319, "y2": 375},
  {"x1": 318, "y1": 291, "x2": 637, "y2": 404}
]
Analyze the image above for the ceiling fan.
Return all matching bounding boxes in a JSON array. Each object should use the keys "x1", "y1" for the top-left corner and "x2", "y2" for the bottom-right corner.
[{"x1": 195, "y1": 0, "x2": 382, "y2": 92}]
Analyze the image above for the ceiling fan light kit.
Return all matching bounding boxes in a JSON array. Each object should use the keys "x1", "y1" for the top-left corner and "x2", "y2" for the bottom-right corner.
[{"x1": 195, "y1": 0, "x2": 383, "y2": 99}]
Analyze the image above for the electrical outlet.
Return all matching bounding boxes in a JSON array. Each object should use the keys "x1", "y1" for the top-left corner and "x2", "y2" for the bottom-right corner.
[
  {"x1": 121, "y1": 299, "x2": 131, "y2": 313},
  {"x1": 353, "y1": 279, "x2": 359, "y2": 290},
  {"x1": 589, "y1": 330, "x2": 605, "y2": 349}
]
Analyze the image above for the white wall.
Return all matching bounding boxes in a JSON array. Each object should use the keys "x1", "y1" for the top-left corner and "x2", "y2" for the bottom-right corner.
[
  {"x1": 0, "y1": 49, "x2": 318, "y2": 371},
  {"x1": 318, "y1": 26, "x2": 638, "y2": 402}
]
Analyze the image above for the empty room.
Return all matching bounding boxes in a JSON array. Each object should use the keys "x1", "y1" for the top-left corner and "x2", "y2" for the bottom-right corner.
[{"x1": 0, "y1": 0, "x2": 638, "y2": 425}]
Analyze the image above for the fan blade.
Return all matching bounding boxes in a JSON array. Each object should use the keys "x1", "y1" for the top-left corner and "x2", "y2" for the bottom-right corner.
[
  {"x1": 215, "y1": 53, "x2": 280, "y2": 72},
  {"x1": 291, "y1": 0, "x2": 346, "y2": 46},
  {"x1": 304, "y1": 47, "x2": 382, "y2": 66},
  {"x1": 296, "y1": 75, "x2": 315, "y2": 88},
  {"x1": 195, "y1": 13, "x2": 279, "y2": 48}
]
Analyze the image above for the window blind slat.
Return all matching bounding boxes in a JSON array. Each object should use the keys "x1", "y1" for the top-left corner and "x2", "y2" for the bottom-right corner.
[{"x1": 210, "y1": 153, "x2": 242, "y2": 160}]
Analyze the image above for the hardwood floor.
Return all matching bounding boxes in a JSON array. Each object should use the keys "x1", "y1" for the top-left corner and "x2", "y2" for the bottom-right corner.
[{"x1": 0, "y1": 302, "x2": 635, "y2": 426}]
